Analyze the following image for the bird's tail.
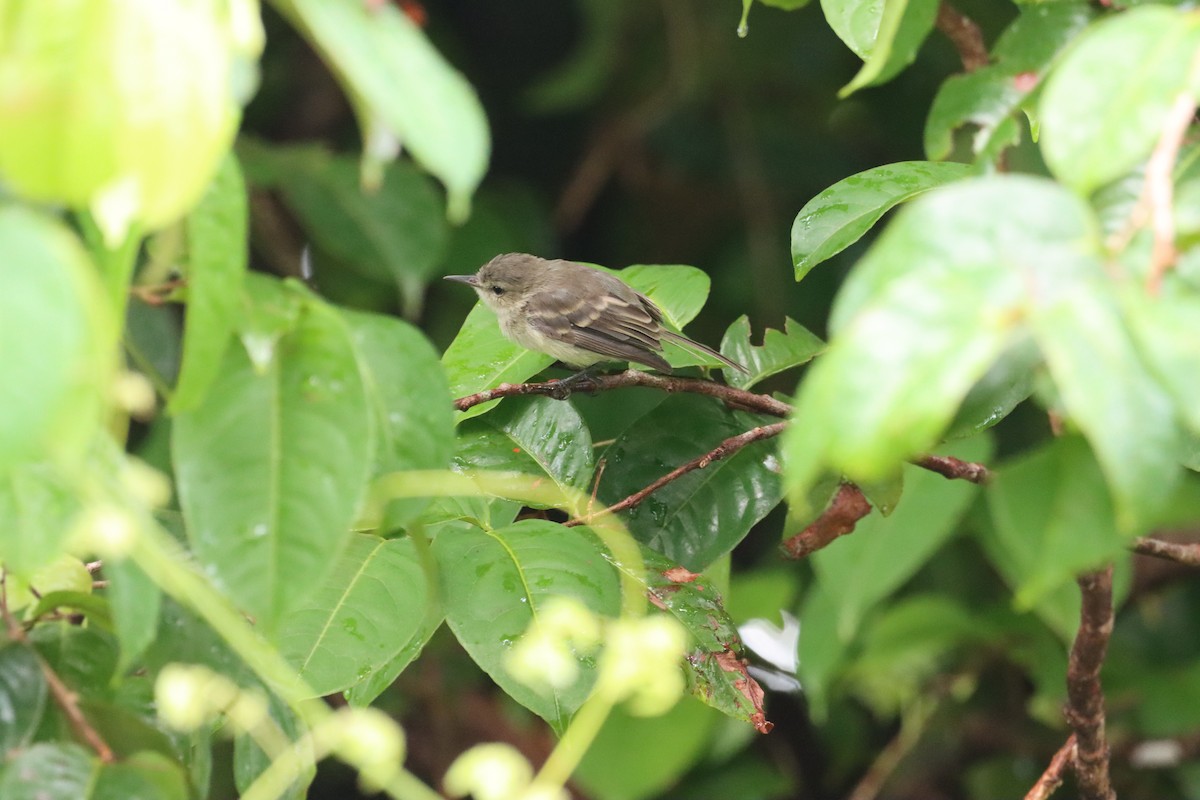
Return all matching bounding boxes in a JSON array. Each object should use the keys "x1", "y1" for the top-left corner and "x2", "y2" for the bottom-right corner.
[{"x1": 661, "y1": 330, "x2": 749, "y2": 374}]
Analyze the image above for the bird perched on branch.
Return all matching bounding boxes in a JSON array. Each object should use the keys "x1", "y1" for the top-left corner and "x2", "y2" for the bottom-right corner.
[{"x1": 445, "y1": 253, "x2": 746, "y2": 374}]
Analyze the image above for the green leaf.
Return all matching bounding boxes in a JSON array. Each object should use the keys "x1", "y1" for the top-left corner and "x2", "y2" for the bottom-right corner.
[
  {"x1": 234, "y1": 693, "x2": 312, "y2": 800},
  {"x1": 454, "y1": 396, "x2": 594, "y2": 500},
  {"x1": 618, "y1": 265, "x2": 711, "y2": 329},
  {"x1": 170, "y1": 153, "x2": 248, "y2": 413},
  {"x1": 432, "y1": 520, "x2": 621, "y2": 734},
  {"x1": 719, "y1": 315, "x2": 825, "y2": 390},
  {"x1": 1125, "y1": 286, "x2": 1200, "y2": 437},
  {"x1": 797, "y1": 436, "x2": 990, "y2": 705},
  {"x1": 105, "y1": 558, "x2": 161, "y2": 676},
  {"x1": 983, "y1": 436, "x2": 1129, "y2": 629},
  {"x1": 791, "y1": 161, "x2": 974, "y2": 280},
  {"x1": 278, "y1": 534, "x2": 435, "y2": 696},
  {"x1": 0, "y1": 644, "x2": 47, "y2": 755},
  {"x1": 1030, "y1": 288, "x2": 1182, "y2": 531},
  {"x1": 0, "y1": 463, "x2": 79, "y2": 575},
  {"x1": 597, "y1": 395, "x2": 782, "y2": 571},
  {"x1": 784, "y1": 176, "x2": 1101, "y2": 508},
  {"x1": 835, "y1": 0, "x2": 940, "y2": 97},
  {"x1": 272, "y1": 0, "x2": 489, "y2": 220},
  {"x1": 344, "y1": 596, "x2": 443, "y2": 706},
  {"x1": 29, "y1": 624, "x2": 118, "y2": 699},
  {"x1": 243, "y1": 143, "x2": 448, "y2": 308},
  {"x1": 0, "y1": 743, "x2": 96, "y2": 800},
  {"x1": 924, "y1": 3, "x2": 1093, "y2": 162},
  {"x1": 173, "y1": 286, "x2": 373, "y2": 635},
  {"x1": 1039, "y1": 6, "x2": 1200, "y2": 195},
  {"x1": 944, "y1": 340, "x2": 1038, "y2": 440},
  {"x1": 0, "y1": 207, "x2": 113, "y2": 469},
  {"x1": 94, "y1": 751, "x2": 189, "y2": 800},
  {"x1": 342, "y1": 309, "x2": 455, "y2": 528}
]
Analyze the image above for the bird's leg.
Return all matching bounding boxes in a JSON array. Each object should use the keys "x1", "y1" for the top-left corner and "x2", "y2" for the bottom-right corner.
[{"x1": 548, "y1": 366, "x2": 603, "y2": 399}]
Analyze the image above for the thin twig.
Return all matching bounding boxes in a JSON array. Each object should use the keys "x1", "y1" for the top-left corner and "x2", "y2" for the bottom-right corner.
[
  {"x1": 1024, "y1": 735, "x2": 1077, "y2": 800},
  {"x1": 0, "y1": 571, "x2": 115, "y2": 763},
  {"x1": 566, "y1": 422, "x2": 787, "y2": 526},
  {"x1": 1066, "y1": 567, "x2": 1116, "y2": 800},
  {"x1": 912, "y1": 453, "x2": 991, "y2": 484},
  {"x1": 846, "y1": 691, "x2": 941, "y2": 800},
  {"x1": 1145, "y1": 92, "x2": 1197, "y2": 293},
  {"x1": 935, "y1": 2, "x2": 989, "y2": 72},
  {"x1": 780, "y1": 483, "x2": 872, "y2": 559},
  {"x1": 1131, "y1": 536, "x2": 1200, "y2": 567}
]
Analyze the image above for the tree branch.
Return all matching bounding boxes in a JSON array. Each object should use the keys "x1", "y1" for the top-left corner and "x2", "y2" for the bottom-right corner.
[
  {"x1": 566, "y1": 422, "x2": 787, "y2": 526},
  {"x1": 1144, "y1": 92, "x2": 1196, "y2": 293},
  {"x1": 780, "y1": 483, "x2": 872, "y2": 559},
  {"x1": 1065, "y1": 567, "x2": 1116, "y2": 800},
  {"x1": 1024, "y1": 735, "x2": 1077, "y2": 800},
  {"x1": 912, "y1": 453, "x2": 991, "y2": 484},
  {"x1": 1131, "y1": 535, "x2": 1200, "y2": 567},
  {"x1": 935, "y1": 2, "x2": 989, "y2": 72}
]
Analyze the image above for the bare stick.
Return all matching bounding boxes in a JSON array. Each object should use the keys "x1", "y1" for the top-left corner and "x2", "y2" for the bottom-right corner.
[
  {"x1": 1145, "y1": 92, "x2": 1196, "y2": 293},
  {"x1": 935, "y1": 2, "x2": 989, "y2": 72},
  {"x1": 1132, "y1": 536, "x2": 1200, "y2": 567},
  {"x1": 781, "y1": 483, "x2": 872, "y2": 559},
  {"x1": 1024, "y1": 735, "x2": 1077, "y2": 800},
  {"x1": 567, "y1": 422, "x2": 787, "y2": 526},
  {"x1": 1066, "y1": 567, "x2": 1116, "y2": 800},
  {"x1": 913, "y1": 453, "x2": 991, "y2": 484}
]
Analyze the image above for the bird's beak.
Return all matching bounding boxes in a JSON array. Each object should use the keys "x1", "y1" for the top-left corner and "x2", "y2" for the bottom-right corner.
[{"x1": 443, "y1": 274, "x2": 479, "y2": 287}]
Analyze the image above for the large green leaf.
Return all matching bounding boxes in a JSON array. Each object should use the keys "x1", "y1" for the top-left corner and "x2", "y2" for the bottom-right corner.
[
  {"x1": 797, "y1": 436, "x2": 990, "y2": 707},
  {"x1": 0, "y1": 743, "x2": 96, "y2": 800},
  {"x1": 1125, "y1": 286, "x2": 1200, "y2": 437},
  {"x1": 342, "y1": 309, "x2": 455, "y2": 528},
  {"x1": 170, "y1": 153, "x2": 247, "y2": 413},
  {"x1": 0, "y1": 463, "x2": 79, "y2": 576},
  {"x1": 454, "y1": 396, "x2": 594, "y2": 500},
  {"x1": 29, "y1": 624, "x2": 118, "y2": 700},
  {"x1": 94, "y1": 751, "x2": 189, "y2": 800},
  {"x1": 783, "y1": 176, "x2": 1102, "y2": 509},
  {"x1": 791, "y1": 161, "x2": 973, "y2": 280},
  {"x1": 278, "y1": 534, "x2": 434, "y2": 696},
  {"x1": 0, "y1": 644, "x2": 47, "y2": 755},
  {"x1": 719, "y1": 315, "x2": 825, "y2": 390},
  {"x1": 433, "y1": 520, "x2": 621, "y2": 734},
  {"x1": 597, "y1": 395, "x2": 781, "y2": 570},
  {"x1": 173, "y1": 285, "x2": 372, "y2": 635},
  {"x1": 105, "y1": 558, "x2": 162, "y2": 676},
  {"x1": 271, "y1": 0, "x2": 489, "y2": 220},
  {"x1": 831, "y1": 0, "x2": 940, "y2": 96},
  {"x1": 0, "y1": 207, "x2": 112, "y2": 469},
  {"x1": 1039, "y1": 6, "x2": 1200, "y2": 195}
]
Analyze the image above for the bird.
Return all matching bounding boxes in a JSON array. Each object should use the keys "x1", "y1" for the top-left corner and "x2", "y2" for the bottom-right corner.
[{"x1": 444, "y1": 253, "x2": 746, "y2": 374}]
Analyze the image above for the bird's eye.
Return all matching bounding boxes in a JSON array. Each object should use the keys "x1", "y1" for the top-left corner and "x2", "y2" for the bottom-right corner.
[{"x1": 491, "y1": 286, "x2": 505, "y2": 296}]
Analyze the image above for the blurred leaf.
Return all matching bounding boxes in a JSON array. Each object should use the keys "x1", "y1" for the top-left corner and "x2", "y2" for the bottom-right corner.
[
  {"x1": 598, "y1": 395, "x2": 782, "y2": 571},
  {"x1": 574, "y1": 697, "x2": 717, "y2": 800},
  {"x1": 454, "y1": 396, "x2": 594, "y2": 501},
  {"x1": 985, "y1": 436, "x2": 1131, "y2": 616},
  {"x1": 94, "y1": 751, "x2": 189, "y2": 800},
  {"x1": 243, "y1": 143, "x2": 448, "y2": 310},
  {"x1": 170, "y1": 153, "x2": 247, "y2": 413},
  {"x1": 944, "y1": 339, "x2": 1038, "y2": 440},
  {"x1": 141, "y1": 600, "x2": 253, "y2": 684},
  {"x1": 1031, "y1": 288, "x2": 1182, "y2": 531},
  {"x1": 125, "y1": 302, "x2": 182, "y2": 391},
  {"x1": 432, "y1": 520, "x2": 621, "y2": 734},
  {"x1": 0, "y1": 743, "x2": 95, "y2": 800},
  {"x1": 29, "y1": 624, "x2": 118, "y2": 700},
  {"x1": 0, "y1": 463, "x2": 79, "y2": 576},
  {"x1": 1125, "y1": 286, "x2": 1200, "y2": 436},
  {"x1": 1039, "y1": 6, "x2": 1200, "y2": 195},
  {"x1": 784, "y1": 176, "x2": 1101, "y2": 509},
  {"x1": 174, "y1": 285, "x2": 372, "y2": 636},
  {"x1": 925, "y1": 2, "x2": 1093, "y2": 161},
  {"x1": 342, "y1": 309, "x2": 455, "y2": 528},
  {"x1": 29, "y1": 591, "x2": 111, "y2": 631},
  {"x1": 791, "y1": 161, "x2": 973, "y2": 280},
  {"x1": 272, "y1": 0, "x2": 489, "y2": 220},
  {"x1": 278, "y1": 534, "x2": 434, "y2": 696},
  {"x1": 234, "y1": 692, "x2": 312, "y2": 800},
  {"x1": 1131, "y1": 661, "x2": 1200, "y2": 736},
  {"x1": 798, "y1": 436, "x2": 990, "y2": 707},
  {"x1": 835, "y1": 0, "x2": 940, "y2": 97},
  {"x1": 0, "y1": 207, "x2": 112, "y2": 469},
  {"x1": 719, "y1": 315, "x2": 825, "y2": 390},
  {"x1": 0, "y1": 644, "x2": 47, "y2": 755},
  {"x1": 105, "y1": 558, "x2": 162, "y2": 676},
  {"x1": 526, "y1": 0, "x2": 624, "y2": 113}
]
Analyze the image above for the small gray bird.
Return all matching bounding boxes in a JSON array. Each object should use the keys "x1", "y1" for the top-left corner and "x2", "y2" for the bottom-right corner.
[{"x1": 445, "y1": 253, "x2": 746, "y2": 374}]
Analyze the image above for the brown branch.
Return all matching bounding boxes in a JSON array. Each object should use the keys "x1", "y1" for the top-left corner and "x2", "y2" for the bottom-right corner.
[
  {"x1": 1065, "y1": 567, "x2": 1116, "y2": 800},
  {"x1": 453, "y1": 370, "x2": 792, "y2": 418},
  {"x1": 935, "y1": 2, "x2": 989, "y2": 72},
  {"x1": 912, "y1": 453, "x2": 991, "y2": 484},
  {"x1": 1024, "y1": 735, "x2": 1077, "y2": 800},
  {"x1": 0, "y1": 571, "x2": 114, "y2": 763},
  {"x1": 1131, "y1": 535, "x2": 1200, "y2": 567},
  {"x1": 780, "y1": 483, "x2": 872, "y2": 559},
  {"x1": 1145, "y1": 92, "x2": 1197, "y2": 293},
  {"x1": 566, "y1": 422, "x2": 787, "y2": 526}
]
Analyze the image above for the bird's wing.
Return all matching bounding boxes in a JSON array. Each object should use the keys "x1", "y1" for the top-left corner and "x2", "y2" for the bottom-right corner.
[{"x1": 526, "y1": 285, "x2": 671, "y2": 371}]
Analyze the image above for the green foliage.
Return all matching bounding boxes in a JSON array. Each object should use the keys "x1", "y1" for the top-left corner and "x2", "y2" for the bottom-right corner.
[{"x1": 1, "y1": 1, "x2": 1200, "y2": 799}]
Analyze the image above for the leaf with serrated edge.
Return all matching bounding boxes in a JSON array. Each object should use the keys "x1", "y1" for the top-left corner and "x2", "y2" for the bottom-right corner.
[{"x1": 720, "y1": 315, "x2": 825, "y2": 390}]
